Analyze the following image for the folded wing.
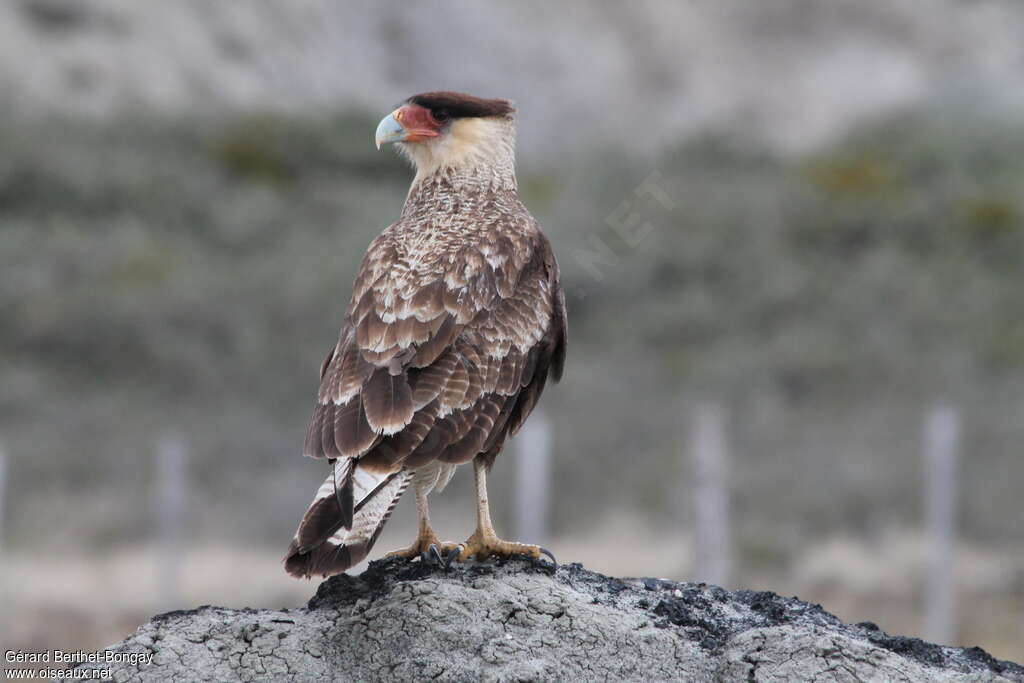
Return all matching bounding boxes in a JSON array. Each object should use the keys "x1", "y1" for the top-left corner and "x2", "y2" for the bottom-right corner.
[{"x1": 285, "y1": 224, "x2": 566, "y2": 577}]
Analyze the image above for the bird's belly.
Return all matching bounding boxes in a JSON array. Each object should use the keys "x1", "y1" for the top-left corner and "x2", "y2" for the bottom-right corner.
[{"x1": 412, "y1": 460, "x2": 459, "y2": 496}]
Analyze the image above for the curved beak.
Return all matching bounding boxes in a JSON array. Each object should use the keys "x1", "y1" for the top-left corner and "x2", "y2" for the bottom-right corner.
[
  {"x1": 375, "y1": 105, "x2": 441, "y2": 149},
  {"x1": 375, "y1": 111, "x2": 407, "y2": 150}
]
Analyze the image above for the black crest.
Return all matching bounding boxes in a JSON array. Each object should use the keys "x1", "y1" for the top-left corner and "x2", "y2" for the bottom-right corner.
[{"x1": 406, "y1": 91, "x2": 515, "y2": 119}]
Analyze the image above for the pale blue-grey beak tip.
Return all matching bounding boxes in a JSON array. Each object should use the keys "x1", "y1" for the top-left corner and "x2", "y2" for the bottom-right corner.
[{"x1": 375, "y1": 112, "x2": 407, "y2": 150}]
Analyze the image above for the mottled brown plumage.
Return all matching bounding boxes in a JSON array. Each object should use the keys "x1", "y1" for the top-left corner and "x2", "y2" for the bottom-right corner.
[{"x1": 285, "y1": 92, "x2": 566, "y2": 578}]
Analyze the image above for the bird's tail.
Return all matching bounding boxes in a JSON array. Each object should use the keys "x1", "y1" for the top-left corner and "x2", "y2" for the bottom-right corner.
[{"x1": 284, "y1": 461, "x2": 412, "y2": 578}]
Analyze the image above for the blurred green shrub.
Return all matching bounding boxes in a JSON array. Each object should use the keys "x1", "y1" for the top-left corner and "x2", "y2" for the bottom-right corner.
[{"x1": 2, "y1": 109, "x2": 1023, "y2": 558}]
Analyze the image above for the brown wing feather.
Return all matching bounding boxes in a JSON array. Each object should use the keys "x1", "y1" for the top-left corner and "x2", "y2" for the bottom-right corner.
[
  {"x1": 362, "y1": 368, "x2": 414, "y2": 435},
  {"x1": 358, "y1": 400, "x2": 440, "y2": 473},
  {"x1": 334, "y1": 396, "x2": 380, "y2": 459},
  {"x1": 438, "y1": 394, "x2": 506, "y2": 464},
  {"x1": 410, "y1": 348, "x2": 459, "y2": 409}
]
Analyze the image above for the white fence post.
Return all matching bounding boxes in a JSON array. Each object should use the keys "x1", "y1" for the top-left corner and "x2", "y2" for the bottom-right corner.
[
  {"x1": 923, "y1": 404, "x2": 960, "y2": 644},
  {"x1": 692, "y1": 402, "x2": 731, "y2": 587},
  {"x1": 515, "y1": 412, "x2": 551, "y2": 546},
  {"x1": 156, "y1": 433, "x2": 187, "y2": 612}
]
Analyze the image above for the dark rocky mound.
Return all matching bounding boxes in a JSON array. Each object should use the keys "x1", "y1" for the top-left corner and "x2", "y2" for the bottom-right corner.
[{"x1": 77, "y1": 557, "x2": 1023, "y2": 681}]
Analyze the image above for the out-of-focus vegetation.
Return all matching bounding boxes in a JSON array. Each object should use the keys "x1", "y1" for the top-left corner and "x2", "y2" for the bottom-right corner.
[
  {"x1": 2, "y1": 111, "x2": 1023, "y2": 571},
  {"x1": 551, "y1": 114, "x2": 1024, "y2": 564}
]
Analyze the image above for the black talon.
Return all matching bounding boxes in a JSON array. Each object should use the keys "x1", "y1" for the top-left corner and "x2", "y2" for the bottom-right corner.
[
  {"x1": 426, "y1": 543, "x2": 445, "y2": 566},
  {"x1": 443, "y1": 545, "x2": 463, "y2": 568},
  {"x1": 539, "y1": 546, "x2": 558, "y2": 570}
]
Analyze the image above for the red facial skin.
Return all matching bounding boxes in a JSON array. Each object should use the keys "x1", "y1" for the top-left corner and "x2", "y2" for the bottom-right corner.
[{"x1": 394, "y1": 104, "x2": 443, "y2": 142}]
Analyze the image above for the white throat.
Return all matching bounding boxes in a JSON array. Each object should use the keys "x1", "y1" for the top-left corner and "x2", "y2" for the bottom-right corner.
[{"x1": 400, "y1": 116, "x2": 517, "y2": 192}]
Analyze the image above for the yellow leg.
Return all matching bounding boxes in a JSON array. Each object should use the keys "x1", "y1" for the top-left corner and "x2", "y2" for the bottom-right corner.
[
  {"x1": 456, "y1": 457, "x2": 548, "y2": 562},
  {"x1": 384, "y1": 479, "x2": 459, "y2": 560}
]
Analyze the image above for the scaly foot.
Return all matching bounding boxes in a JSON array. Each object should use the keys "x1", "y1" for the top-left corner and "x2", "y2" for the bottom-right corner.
[
  {"x1": 384, "y1": 531, "x2": 461, "y2": 566},
  {"x1": 452, "y1": 528, "x2": 557, "y2": 567}
]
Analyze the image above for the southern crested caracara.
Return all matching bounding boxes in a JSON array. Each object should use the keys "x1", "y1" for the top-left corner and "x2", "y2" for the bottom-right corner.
[{"x1": 284, "y1": 91, "x2": 567, "y2": 578}]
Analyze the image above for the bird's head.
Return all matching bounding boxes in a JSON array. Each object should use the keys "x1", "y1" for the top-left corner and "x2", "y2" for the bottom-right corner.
[{"x1": 375, "y1": 91, "x2": 516, "y2": 183}]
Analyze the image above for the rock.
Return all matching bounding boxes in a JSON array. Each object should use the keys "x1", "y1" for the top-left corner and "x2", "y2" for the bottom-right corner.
[{"x1": 76, "y1": 558, "x2": 1022, "y2": 682}]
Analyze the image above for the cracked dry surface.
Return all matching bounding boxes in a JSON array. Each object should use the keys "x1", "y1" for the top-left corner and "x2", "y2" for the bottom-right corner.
[{"x1": 77, "y1": 558, "x2": 1023, "y2": 682}]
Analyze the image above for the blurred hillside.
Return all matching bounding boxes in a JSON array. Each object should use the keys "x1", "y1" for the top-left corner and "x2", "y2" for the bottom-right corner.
[
  {"x1": 2, "y1": 0, "x2": 1024, "y2": 156},
  {"x1": 3, "y1": 109, "x2": 1023, "y2": 553}
]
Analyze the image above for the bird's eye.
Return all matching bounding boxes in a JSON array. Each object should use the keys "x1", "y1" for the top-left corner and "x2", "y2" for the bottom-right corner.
[{"x1": 433, "y1": 109, "x2": 451, "y2": 123}]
